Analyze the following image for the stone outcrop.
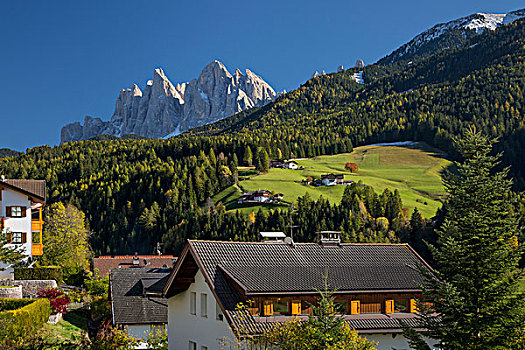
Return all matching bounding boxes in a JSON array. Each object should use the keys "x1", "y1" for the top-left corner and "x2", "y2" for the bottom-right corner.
[{"x1": 61, "y1": 61, "x2": 277, "y2": 142}]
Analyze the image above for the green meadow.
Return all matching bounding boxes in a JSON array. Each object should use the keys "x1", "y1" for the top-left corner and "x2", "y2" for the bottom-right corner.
[{"x1": 213, "y1": 142, "x2": 452, "y2": 219}]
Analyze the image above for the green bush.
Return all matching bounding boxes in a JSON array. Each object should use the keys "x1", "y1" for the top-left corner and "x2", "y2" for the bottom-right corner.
[
  {"x1": 0, "y1": 298, "x2": 51, "y2": 346},
  {"x1": 14, "y1": 266, "x2": 63, "y2": 282},
  {"x1": 0, "y1": 298, "x2": 33, "y2": 311}
]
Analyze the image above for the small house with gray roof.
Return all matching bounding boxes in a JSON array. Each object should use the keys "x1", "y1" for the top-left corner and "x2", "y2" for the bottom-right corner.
[
  {"x1": 163, "y1": 235, "x2": 437, "y2": 350},
  {"x1": 109, "y1": 268, "x2": 171, "y2": 348}
]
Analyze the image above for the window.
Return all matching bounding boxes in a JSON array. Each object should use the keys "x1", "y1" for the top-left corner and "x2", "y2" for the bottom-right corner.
[
  {"x1": 190, "y1": 292, "x2": 196, "y2": 315},
  {"x1": 216, "y1": 301, "x2": 223, "y2": 321},
  {"x1": 201, "y1": 293, "x2": 208, "y2": 318},
  {"x1": 10, "y1": 232, "x2": 26, "y2": 244},
  {"x1": 394, "y1": 299, "x2": 408, "y2": 313},
  {"x1": 7, "y1": 206, "x2": 24, "y2": 218},
  {"x1": 273, "y1": 300, "x2": 289, "y2": 315},
  {"x1": 189, "y1": 341, "x2": 196, "y2": 350},
  {"x1": 201, "y1": 346, "x2": 208, "y2": 350}
]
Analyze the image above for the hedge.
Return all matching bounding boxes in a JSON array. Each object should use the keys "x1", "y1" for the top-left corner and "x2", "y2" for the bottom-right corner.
[
  {"x1": 0, "y1": 298, "x2": 51, "y2": 346},
  {"x1": 14, "y1": 266, "x2": 63, "y2": 282},
  {"x1": 0, "y1": 298, "x2": 33, "y2": 311}
]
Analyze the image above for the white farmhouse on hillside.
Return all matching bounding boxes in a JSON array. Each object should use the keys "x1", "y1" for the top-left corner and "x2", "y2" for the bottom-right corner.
[
  {"x1": 162, "y1": 236, "x2": 439, "y2": 350},
  {"x1": 0, "y1": 178, "x2": 46, "y2": 278}
]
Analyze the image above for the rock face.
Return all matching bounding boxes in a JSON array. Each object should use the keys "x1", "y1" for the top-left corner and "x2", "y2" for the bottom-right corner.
[
  {"x1": 354, "y1": 60, "x2": 365, "y2": 69},
  {"x1": 378, "y1": 8, "x2": 525, "y2": 65},
  {"x1": 61, "y1": 61, "x2": 276, "y2": 143}
]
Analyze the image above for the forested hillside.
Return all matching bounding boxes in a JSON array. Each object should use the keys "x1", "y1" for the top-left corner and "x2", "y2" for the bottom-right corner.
[
  {"x1": 191, "y1": 18, "x2": 525, "y2": 188},
  {"x1": 1, "y1": 19, "x2": 525, "y2": 255}
]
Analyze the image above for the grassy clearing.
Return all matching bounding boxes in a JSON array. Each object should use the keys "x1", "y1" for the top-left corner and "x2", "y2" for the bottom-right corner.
[
  {"x1": 39, "y1": 309, "x2": 88, "y2": 343},
  {"x1": 215, "y1": 142, "x2": 451, "y2": 218}
]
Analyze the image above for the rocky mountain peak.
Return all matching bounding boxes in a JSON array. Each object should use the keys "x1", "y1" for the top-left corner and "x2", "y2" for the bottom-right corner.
[{"x1": 61, "y1": 60, "x2": 277, "y2": 143}]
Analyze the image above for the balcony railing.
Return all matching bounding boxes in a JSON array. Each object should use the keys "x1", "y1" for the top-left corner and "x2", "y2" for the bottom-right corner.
[
  {"x1": 32, "y1": 244, "x2": 43, "y2": 256},
  {"x1": 32, "y1": 220, "x2": 43, "y2": 232}
]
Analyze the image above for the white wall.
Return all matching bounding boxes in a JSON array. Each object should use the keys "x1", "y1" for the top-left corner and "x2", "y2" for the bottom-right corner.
[
  {"x1": 168, "y1": 269, "x2": 236, "y2": 350},
  {"x1": 1, "y1": 188, "x2": 32, "y2": 258},
  {"x1": 365, "y1": 333, "x2": 438, "y2": 350}
]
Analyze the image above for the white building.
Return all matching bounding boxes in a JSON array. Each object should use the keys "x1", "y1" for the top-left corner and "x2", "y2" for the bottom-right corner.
[
  {"x1": 0, "y1": 179, "x2": 46, "y2": 278},
  {"x1": 284, "y1": 161, "x2": 298, "y2": 170},
  {"x1": 163, "y1": 239, "x2": 439, "y2": 350}
]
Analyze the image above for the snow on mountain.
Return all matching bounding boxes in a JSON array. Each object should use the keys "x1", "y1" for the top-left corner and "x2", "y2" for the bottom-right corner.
[{"x1": 378, "y1": 8, "x2": 525, "y2": 65}]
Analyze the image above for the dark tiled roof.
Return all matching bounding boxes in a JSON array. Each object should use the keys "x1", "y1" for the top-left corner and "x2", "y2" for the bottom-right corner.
[
  {"x1": 166, "y1": 241, "x2": 432, "y2": 335},
  {"x1": 193, "y1": 242, "x2": 427, "y2": 294},
  {"x1": 93, "y1": 255, "x2": 176, "y2": 278},
  {"x1": 3, "y1": 179, "x2": 46, "y2": 201},
  {"x1": 110, "y1": 268, "x2": 170, "y2": 325}
]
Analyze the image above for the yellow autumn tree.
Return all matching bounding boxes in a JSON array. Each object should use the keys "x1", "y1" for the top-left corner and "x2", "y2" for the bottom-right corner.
[{"x1": 41, "y1": 202, "x2": 91, "y2": 280}]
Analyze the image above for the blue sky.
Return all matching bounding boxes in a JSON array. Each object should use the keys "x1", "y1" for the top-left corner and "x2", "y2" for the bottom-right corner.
[{"x1": 1, "y1": 0, "x2": 523, "y2": 150}]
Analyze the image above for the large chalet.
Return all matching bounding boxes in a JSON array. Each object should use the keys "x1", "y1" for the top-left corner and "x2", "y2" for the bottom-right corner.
[{"x1": 163, "y1": 233, "x2": 437, "y2": 350}]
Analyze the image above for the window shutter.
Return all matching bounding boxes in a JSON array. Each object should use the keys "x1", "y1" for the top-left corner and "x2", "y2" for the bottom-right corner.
[
  {"x1": 21, "y1": 232, "x2": 27, "y2": 243},
  {"x1": 263, "y1": 301, "x2": 273, "y2": 316},
  {"x1": 6, "y1": 207, "x2": 11, "y2": 217},
  {"x1": 21, "y1": 207, "x2": 26, "y2": 217},
  {"x1": 350, "y1": 300, "x2": 361, "y2": 315},
  {"x1": 291, "y1": 301, "x2": 301, "y2": 315},
  {"x1": 409, "y1": 299, "x2": 418, "y2": 313},
  {"x1": 385, "y1": 299, "x2": 394, "y2": 314}
]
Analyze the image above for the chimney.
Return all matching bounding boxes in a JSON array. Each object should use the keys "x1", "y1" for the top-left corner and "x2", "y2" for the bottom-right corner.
[
  {"x1": 317, "y1": 231, "x2": 341, "y2": 247},
  {"x1": 132, "y1": 252, "x2": 140, "y2": 266}
]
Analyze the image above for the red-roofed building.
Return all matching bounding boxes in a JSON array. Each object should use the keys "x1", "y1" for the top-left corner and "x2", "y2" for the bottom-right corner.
[{"x1": 93, "y1": 254, "x2": 177, "y2": 279}]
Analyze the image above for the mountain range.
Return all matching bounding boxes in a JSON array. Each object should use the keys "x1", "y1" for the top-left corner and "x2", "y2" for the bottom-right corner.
[
  {"x1": 61, "y1": 8, "x2": 525, "y2": 143},
  {"x1": 60, "y1": 61, "x2": 277, "y2": 143}
]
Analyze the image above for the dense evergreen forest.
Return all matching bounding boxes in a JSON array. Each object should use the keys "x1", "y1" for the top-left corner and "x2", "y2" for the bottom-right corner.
[{"x1": 1, "y1": 19, "x2": 525, "y2": 255}]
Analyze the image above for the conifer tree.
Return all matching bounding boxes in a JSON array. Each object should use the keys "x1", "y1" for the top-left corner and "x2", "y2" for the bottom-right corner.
[
  {"x1": 406, "y1": 128, "x2": 525, "y2": 349},
  {"x1": 243, "y1": 145, "x2": 253, "y2": 166}
]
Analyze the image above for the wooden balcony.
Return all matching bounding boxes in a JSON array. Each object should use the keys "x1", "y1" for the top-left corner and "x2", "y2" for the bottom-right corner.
[
  {"x1": 32, "y1": 220, "x2": 43, "y2": 231},
  {"x1": 32, "y1": 244, "x2": 43, "y2": 256}
]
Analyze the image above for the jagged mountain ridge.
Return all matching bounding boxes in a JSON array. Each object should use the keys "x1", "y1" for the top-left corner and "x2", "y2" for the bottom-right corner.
[
  {"x1": 378, "y1": 8, "x2": 525, "y2": 65},
  {"x1": 60, "y1": 61, "x2": 276, "y2": 143}
]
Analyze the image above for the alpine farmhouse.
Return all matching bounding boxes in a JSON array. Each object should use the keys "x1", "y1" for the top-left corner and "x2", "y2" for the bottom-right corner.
[{"x1": 162, "y1": 234, "x2": 437, "y2": 350}]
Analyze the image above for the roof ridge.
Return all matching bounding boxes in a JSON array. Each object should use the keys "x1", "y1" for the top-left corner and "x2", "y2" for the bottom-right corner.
[{"x1": 189, "y1": 240, "x2": 408, "y2": 246}]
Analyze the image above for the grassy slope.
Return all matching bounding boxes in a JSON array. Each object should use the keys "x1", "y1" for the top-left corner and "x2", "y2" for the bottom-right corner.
[{"x1": 214, "y1": 142, "x2": 451, "y2": 218}]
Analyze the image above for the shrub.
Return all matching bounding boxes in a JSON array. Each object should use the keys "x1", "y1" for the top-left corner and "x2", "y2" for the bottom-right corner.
[
  {"x1": 85, "y1": 269, "x2": 109, "y2": 296},
  {"x1": 0, "y1": 298, "x2": 33, "y2": 311},
  {"x1": 91, "y1": 321, "x2": 138, "y2": 350},
  {"x1": 0, "y1": 298, "x2": 51, "y2": 347},
  {"x1": 90, "y1": 295, "x2": 112, "y2": 321},
  {"x1": 14, "y1": 266, "x2": 63, "y2": 282},
  {"x1": 37, "y1": 288, "x2": 71, "y2": 314}
]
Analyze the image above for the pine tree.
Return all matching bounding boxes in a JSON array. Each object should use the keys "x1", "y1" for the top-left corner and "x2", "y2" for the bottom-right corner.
[
  {"x1": 243, "y1": 145, "x2": 253, "y2": 166},
  {"x1": 257, "y1": 148, "x2": 270, "y2": 173},
  {"x1": 406, "y1": 128, "x2": 525, "y2": 349}
]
